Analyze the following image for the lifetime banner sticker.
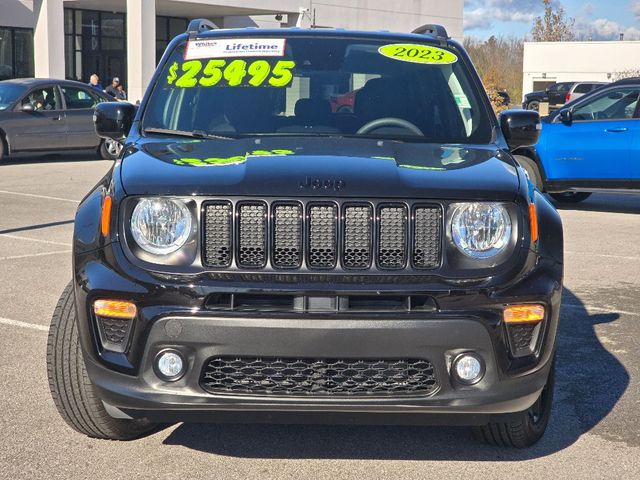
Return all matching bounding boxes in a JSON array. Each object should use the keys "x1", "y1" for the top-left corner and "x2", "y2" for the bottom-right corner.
[{"x1": 185, "y1": 38, "x2": 286, "y2": 60}]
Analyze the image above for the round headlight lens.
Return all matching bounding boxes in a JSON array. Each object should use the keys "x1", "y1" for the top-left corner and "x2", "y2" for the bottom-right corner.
[
  {"x1": 130, "y1": 198, "x2": 192, "y2": 255},
  {"x1": 451, "y1": 203, "x2": 512, "y2": 258}
]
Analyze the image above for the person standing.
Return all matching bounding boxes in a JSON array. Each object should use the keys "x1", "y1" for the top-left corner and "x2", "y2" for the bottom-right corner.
[
  {"x1": 115, "y1": 84, "x2": 127, "y2": 101},
  {"x1": 87, "y1": 74, "x2": 103, "y2": 92},
  {"x1": 105, "y1": 77, "x2": 120, "y2": 98}
]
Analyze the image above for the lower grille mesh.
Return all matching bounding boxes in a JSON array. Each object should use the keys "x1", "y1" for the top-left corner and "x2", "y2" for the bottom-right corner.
[
  {"x1": 99, "y1": 317, "x2": 129, "y2": 344},
  {"x1": 200, "y1": 356, "x2": 438, "y2": 396},
  {"x1": 507, "y1": 323, "x2": 542, "y2": 357}
]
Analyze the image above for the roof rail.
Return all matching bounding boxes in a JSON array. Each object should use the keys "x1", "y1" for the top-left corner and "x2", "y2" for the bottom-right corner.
[
  {"x1": 412, "y1": 24, "x2": 449, "y2": 46},
  {"x1": 187, "y1": 18, "x2": 217, "y2": 38}
]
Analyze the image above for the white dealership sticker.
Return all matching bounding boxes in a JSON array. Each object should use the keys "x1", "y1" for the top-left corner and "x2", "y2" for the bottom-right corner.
[{"x1": 185, "y1": 38, "x2": 286, "y2": 60}]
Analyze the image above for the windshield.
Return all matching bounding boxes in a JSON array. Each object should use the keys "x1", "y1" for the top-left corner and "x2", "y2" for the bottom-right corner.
[
  {"x1": 143, "y1": 35, "x2": 492, "y2": 144},
  {"x1": 0, "y1": 83, "x2": 26, "y2": 111}
]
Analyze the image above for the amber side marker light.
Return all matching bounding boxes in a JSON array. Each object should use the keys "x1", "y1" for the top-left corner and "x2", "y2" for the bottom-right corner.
[
  {"x1": 529, "y1": 203, "x2": 539, "y2": 243},
  {"x1": 503, "y1": 304, "x2": 545, "y2": 324},
  {"x1": 94, "y1": 300, "x2": 137, "y2": 319},
  {"x1": 101, "y1": 195, "x2": 112, "y2": 237}
]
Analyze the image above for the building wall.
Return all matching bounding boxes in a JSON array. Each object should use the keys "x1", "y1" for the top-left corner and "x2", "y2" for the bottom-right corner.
[
  {"x1": 523, "y1": 41, "x2": 640, "y2": 98},
  {"x1": 2, "y1": 0, "x2": 463, "y2": 100},
  {"x1": 239, "y1": 0, "x2": 464, "y2": 39},
  {"x1": 1, "y1": 0, "x2": 35, "y2": 28}
]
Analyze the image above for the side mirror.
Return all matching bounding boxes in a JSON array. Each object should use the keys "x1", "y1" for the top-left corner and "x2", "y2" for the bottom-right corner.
[
  {"x1": 93, "y1": 102, "x2": 136, "y2": 140},
  {"x1": 544, "y1": 87, "x2": 550, "y2": 93},
  {"x1": 21, "y1": 103, "x2": 34, "y2": 113},
  {"x1": 558, "y1": 108, "x2": 572, "y2": 126},
  {"x1": 499, "y1": 109, "x2": 541, "y2": 151}
]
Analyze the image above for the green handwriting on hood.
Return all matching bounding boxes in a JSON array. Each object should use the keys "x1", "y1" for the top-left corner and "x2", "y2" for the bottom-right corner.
[{"x1": 172, "y1": 149, "x2": 295, "y2": 167}]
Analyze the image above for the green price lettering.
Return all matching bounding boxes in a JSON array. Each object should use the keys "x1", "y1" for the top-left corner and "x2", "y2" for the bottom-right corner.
[
  {"x1": 224, "y1": 59, "x2": 248, "y2": 86},
  {"x1": 199, "y1": 59, "x2": 225, "y2": 87},
  {"x1": 175, "y1": 60, "x2": 203, "y2": 88},
  {"x1": 247, "y1": 60, "x2": 271, "y2": 86},
  {"x1": 168, "y1": 59, "x2": 296, "y2": 88},
  {"x1": 269, "y1": 60, "x2": 296, "y2": 87},
  {"x1": 167, "y1": 61, "x2": 179, "y2": 84}
]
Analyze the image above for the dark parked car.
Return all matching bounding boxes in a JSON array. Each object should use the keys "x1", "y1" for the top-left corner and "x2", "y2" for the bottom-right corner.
[
  {"x1": 523, "y1": 82, "x2": 605, "y2": 112},
  {"x1": 47, "y1": 21, "x2": 563, "y2": 448},
  {"x1": 515, "y1": 77, "x2": 640, "y2": 202},
  {"x1": 0, "y1": 78, "x2": 122, "y2": 162}
]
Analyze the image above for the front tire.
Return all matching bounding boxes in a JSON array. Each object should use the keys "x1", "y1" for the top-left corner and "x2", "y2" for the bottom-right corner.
[
  {"x1": 514, "y1": 154, "x2": 542, "y2": 191},
  {"x1": 46, "y1": 282, "x2": 158, "y2": 440},
  {"x1": 472, "y1": 357, "x2": 555, "y2": 448},
  {"x1": 526, "y1": 100, "x2": 540, "y2": 112},
  {"x1": 99, "y1": 138, "x2": 123, "y2": 160},
  {"x1": 550, "y1": 192, "x2": 592, "y2": 203}
]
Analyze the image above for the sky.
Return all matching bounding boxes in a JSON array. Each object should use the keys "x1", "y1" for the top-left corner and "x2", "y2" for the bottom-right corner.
[{"x1": 464, "y1": 0, "x2": 640, "y2": 40}]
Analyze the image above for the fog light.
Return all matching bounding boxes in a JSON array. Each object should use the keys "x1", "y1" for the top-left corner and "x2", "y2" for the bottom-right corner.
[
  {"x1": 155, "y1": 349, "x2": 185, "y2": 381},
  {"x1": 452, "y1": 353, "x2": 484, "y2": 385}
]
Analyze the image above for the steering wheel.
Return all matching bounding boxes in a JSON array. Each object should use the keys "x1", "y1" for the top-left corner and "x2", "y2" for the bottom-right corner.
[{"x1": 357, "y1": 117, "x2": 424, "y2": 136}]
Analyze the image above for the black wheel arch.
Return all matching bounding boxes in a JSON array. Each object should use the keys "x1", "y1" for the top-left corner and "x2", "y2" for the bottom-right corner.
[
  {"x1": 73, "y1": 169, "x2": 115, "y2": 256},
  {"x1": 533, "y1": 189, "x2": 563, "y2": 266},
  {"x1": 512, "y1": 146, "x2": 548, "y2": 185}
]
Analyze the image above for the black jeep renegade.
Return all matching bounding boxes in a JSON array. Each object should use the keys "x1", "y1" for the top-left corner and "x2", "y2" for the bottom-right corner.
[{"x1": 47, "y1": 20, "x2": 563, "y2": 448}]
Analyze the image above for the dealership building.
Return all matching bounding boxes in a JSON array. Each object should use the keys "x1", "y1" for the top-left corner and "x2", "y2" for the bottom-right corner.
[
  {"x1": 522, "y1": 40, "x2": 640, "y2": 98},
  {"x1": 1, "y1": 0, "x2": 463, "y2": 101}
]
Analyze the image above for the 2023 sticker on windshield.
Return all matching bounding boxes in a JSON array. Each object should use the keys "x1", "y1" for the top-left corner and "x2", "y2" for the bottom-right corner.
[{"x1": 378, "y1": 44, "x2": 458, "y2": 65}]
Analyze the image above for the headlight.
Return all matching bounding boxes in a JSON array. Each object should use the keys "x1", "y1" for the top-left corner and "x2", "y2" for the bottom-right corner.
[
  {"x1": 450, "y1": 202, "x2": 512, "y2": 259},
  {"x1": 130, "y1": 198, "x2": 192, "y2": 255}
]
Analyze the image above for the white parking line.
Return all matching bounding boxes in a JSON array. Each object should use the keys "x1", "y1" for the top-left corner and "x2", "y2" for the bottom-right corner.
[
  {"x1": 0, "y1": 250, "x2": 71, "y2": 261},
  {"x1": 0, "y1": 317, "x2": 48, "y2": 332},
  {"x1": 0, "y1": 233, "x2": 71, "y2": 247},
  {"x1": 0, "y1": 189, "x2": 79, "y2": 204},
  {"x1": 566, "y1": 250, "x2": 640, "y2": 261}
]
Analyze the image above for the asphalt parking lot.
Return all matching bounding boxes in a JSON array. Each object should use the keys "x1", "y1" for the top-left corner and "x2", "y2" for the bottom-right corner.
[{"x1": 0, "y1": 153, "x2": 639, "y2": 479}]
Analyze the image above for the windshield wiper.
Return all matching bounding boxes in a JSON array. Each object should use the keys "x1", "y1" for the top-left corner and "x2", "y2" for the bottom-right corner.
[{"x1": 143, "y1": 127, "x2": 234, "y2": 140}]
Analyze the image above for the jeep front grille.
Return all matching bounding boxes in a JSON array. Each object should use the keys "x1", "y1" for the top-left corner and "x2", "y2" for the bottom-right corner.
[
  {"x1": 273, "y1": 204, "x2": 303, "y2": 267},
  {"x1": 343, "y1": 205, "x2": 372, "y2": 268},
  {"x1": 238, "y1": 203, "x2": 267, "y2": 267},
  {"x1": 200, "y1": 356, "x2": 438, "y2": 396},
  {"x1": 203, "y1": 202, "x2": 232, "y2": 267},
  {"x1": 202, "y1": 200, "x2": 442, "y2": 271}
]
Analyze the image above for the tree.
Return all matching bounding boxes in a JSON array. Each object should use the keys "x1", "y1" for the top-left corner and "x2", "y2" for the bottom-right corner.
[
  {"x1": 531, "y1": 0, "x2": 576, "y2": 42},
  {"x1": 463, "y1": 36, "x2": 524, "y2": 112}
]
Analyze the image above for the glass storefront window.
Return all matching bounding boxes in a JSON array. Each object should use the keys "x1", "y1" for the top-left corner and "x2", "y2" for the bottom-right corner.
[
  {"x1": 0, "y1": 28, "x2": 12, "y2": 80},
  {"x1": 101, "y1": 12, "x2": 124, "y2": 38},
  {"x1": 0, "y1": 27, "x2": 34, "y2": 80},
  {"x1": 15, "y1": 29, "x2": 34, "y2": 78},
  {"x1": 156, "y1": 16, "x2": 188, "y2": 64},
  {"x1": 64, "y1": 8, "x2": 127, "y2": 84}
]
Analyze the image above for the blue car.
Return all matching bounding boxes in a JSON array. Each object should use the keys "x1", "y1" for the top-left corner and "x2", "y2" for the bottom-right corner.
[{"x1": 514, "y1": 77, "x2": 640, "y2": 202}]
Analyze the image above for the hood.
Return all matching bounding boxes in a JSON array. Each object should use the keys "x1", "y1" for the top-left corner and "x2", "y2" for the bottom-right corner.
[{"x1": 120, "y1": 137, "x2": 519, "y2": 200}]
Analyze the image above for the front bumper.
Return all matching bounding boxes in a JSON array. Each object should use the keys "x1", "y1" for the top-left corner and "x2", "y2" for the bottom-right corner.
[{"x1": 75, "y1": 242, "x2": 562, "y2": 425}]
